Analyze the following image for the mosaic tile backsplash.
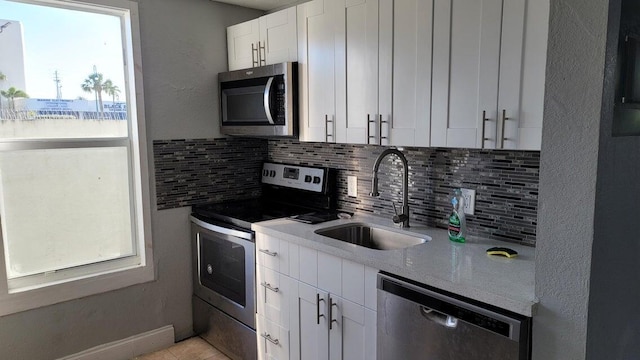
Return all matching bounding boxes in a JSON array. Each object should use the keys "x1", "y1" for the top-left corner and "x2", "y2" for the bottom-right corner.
[
  {"x1": 153, "y1": 138, "x2": 539, "y2": 246},
  {"x1": 267, "y1": 140, "x2": 539, "y2": 246},
  {"x1": 153, "y1": 138, "x2": 266, "y2": 209}
]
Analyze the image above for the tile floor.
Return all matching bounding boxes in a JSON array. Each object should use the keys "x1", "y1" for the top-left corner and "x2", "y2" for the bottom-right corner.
[{"x1": 132, "y1": 336, "x2": 231, "y2": 360}]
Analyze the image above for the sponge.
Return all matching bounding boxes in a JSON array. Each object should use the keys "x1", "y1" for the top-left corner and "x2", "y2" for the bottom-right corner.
[{"x1": 486, "y1": 247, "x2": 518, "y2": 258}]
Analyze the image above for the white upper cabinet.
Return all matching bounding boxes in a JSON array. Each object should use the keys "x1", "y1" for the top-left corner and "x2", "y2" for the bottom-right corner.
[
  {"x1": 297, "y1": 0, "x2": 341, "y2": 143},
  {"x1": 336, "y1": 0, "x2": 379, "y2": 144},
  {"x1": 431, "y1": 0, "x2": 504, "y2": 149},
  {"x1": 227, "y1": 7, "x2": 298, "y2": 71},
  {"x1": 296, "y1": 0, "x2": 547, "y2": 148},
  {"x1": 513, "y1": 0, "x2": 548, "y2": 150},
  {"x1": 300, "y1": 0, "x2": 434, "y2": 146},
  {"x1": 227, "y1": 18, "x2": 260, "y2": 71},
  {"x1": 378, "y1": 0, "x2": 434, "y2": 147},
  {"x1": 298, "y1": 0, "x2": 382, "y2": 145},
  {"x1": 430, "y1": 0, "x2": 547, "y2": 150}
]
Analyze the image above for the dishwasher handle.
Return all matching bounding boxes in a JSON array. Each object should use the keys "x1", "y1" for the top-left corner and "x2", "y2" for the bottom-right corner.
[{"x1": 420, "y1": 306, "x2": 458, "y2": 329}]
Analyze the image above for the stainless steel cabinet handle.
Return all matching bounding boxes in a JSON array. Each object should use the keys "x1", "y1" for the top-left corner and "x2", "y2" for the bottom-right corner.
[
  {"x1": 325, "y1": 115, "x2": 334, "y2": 142},
  {"x1": 251, "y1": 43, "x2": 258, "y2": 67},
  {"x1": 379, "y1": 114, "x2": 388, "y2": 145},
  {"x1": 316, "y1": 293, "x2": 325, "y2": 324},
  {"x1": 258, "y1": 249, "x2": 278, "y2": 257},
  {"x1": 500, "y1": 109, "x2": 509, "y2": 149},
  {"x1": 261, "y1": 333, "x2": 280, "y2": 346},
  {"x1": 481, "y1": 110, "x2": 490, "y2": 149},
  {"x1": 260, "y1": 282, "x2": 279, "y2": 293},
  {"x1": 259, "y1": 41, "x2": 266, "y2": 66},
  {"x1": 367, "y1": 114, "x2": 375, "y2": 144},
  {"x1": 329, "y1": 297, "x2": 338, "y2": 330}
]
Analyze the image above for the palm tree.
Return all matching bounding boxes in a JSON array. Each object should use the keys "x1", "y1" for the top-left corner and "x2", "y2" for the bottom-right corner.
[
  {"x1": 81, "y1": 72, "x2": 110, "y2": 118},
  {"x1": 0, "y1": 87, "x2": 29, "y2": 110},
  {"x1": 103, "y1": 80, "x2": 121, "y2": 102}
]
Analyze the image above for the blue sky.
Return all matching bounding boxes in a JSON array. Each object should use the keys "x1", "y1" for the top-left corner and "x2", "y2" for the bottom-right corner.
[{"x1": 0, "y1": 0, "x2": 125, "y2": 100}]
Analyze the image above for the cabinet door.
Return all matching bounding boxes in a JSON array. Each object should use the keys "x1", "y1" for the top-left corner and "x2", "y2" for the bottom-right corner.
[
  {"x1": 379, "y1": 0, "x2": 433, "y2": 147},
  {"x1": 328, "y1": 296, "x2": 376, "y2": 360},
  {"x1": 257, "y1": 265, "x2": 291, "y2": 328},
  {"x1": 496, "y1": 0, "x2": 526, "y2": 150},
  {"x1": 297, "y1": 0, "x2": 340, "y2": 143},
  {"x1": 257, "y1": 314, "x2": 290, "y2": 360},
  {"x1": 431, "y1": 0, "x2": 502, "y2": 148},
  {"x1": 290, "y1": 281, "x2": 329, "y2": 360},
  {"x1": 227, "y1": 19, "x2": 260, "y2": 71},
  {"x1": 511, "y1": 0, "x2": 548, "y2": 150},
  {"x1": 260, "y1": 7, "x2": 298, "y2": 65},
  {"x1": 335, "y1": 0, "x2": 379, "y2": 144}
]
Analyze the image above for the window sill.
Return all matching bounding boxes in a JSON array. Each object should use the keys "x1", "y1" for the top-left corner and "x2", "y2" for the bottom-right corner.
[{"x1": 0, "y1": 261, "x2": 155, "y2": 316}]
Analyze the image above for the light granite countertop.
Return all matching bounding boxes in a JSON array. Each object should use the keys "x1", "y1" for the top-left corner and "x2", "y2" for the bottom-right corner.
[{"x1": 252, "y1": 212, "x2": 537, "y2": 317}]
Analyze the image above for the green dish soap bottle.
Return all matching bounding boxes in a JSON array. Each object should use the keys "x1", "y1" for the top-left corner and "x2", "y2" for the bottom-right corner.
[{"x1": 448, "y1": 189, "x2": 466, "y2": 243}]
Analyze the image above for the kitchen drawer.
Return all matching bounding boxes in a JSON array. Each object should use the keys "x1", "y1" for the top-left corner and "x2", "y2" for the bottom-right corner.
[
  {"x1": 256, "y1": 233, "x2": 290, "y2": 275},
  {"x1": 257, "y1": 314, "x2": 290, "y2": 360},
  {"x1": 257, "y1": 265, "x2": 291, "y2": 328}
]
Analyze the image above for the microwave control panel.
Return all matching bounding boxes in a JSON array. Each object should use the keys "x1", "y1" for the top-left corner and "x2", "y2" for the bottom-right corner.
[{"x1": 261, "y1": 162, "x2": 326, "y2": 193}]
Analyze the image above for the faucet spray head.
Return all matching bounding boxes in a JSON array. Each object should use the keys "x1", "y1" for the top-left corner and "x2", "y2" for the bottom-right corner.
[{"x1": 370, "y1": 176, "x2": 380, "y2": 197}]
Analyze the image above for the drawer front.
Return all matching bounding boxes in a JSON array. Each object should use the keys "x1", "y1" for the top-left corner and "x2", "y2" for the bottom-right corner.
[
  {"x1": 256, "y1": 233, "x2": 289, "y2": 275},
  {"x1": 257, "y1": 265, "x2": 290, "y2": 328},
  {"x1": 257, "y1": 314, "x2": 290, "y2": 360}
]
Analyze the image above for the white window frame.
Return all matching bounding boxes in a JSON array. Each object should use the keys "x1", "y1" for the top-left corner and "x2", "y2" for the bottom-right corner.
[{"x1": 0, "y1": 0, "x2": 153, "y2": 316}]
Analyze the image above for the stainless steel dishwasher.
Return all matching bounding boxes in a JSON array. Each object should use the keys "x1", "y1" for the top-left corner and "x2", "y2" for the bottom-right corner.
[{"x1": 377, "y1": 272, "x2": 531, "y2": 360}]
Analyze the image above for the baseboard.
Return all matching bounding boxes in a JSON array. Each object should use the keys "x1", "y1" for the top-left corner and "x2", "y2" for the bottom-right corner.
[{"x1": 57, "y1": 325, "x2": 175, "y2": 360}]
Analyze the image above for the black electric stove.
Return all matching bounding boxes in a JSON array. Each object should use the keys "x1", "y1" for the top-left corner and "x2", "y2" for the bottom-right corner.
[{"x1": 191, "y1": 162, "x2": 342, "y2": 231}]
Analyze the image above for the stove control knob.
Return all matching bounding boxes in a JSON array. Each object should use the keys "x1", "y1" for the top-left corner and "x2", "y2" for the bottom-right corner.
[
  {"x1": 206, "y1": 264, "x2": 213, "y2": 275},
  {"x1": 263, "y1": 169, "x2": 269, "y2": 177},
  {"x1": 305, "y1": 175, "x2": 312, "y2": 183},
  {"x1": 313, "y1": 176, "x2": 321, "y2": 184},
  {"x1": 270, "y1": 170, "x2": 276, "y2": 177}
]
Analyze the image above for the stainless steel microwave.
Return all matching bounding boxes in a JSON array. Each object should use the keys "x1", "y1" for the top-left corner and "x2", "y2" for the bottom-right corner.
[{"x1": 219, "y1": 62, "x2": 297, "y2": 137}]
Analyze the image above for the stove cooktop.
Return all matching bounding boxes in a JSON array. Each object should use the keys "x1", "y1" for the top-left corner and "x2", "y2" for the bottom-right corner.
[
  {"x1": 191, "y1": 198, "x2": 343, "y2": 230},
  {"x1": 191, "y1": 162, "x2": 342, "y2": 230}
]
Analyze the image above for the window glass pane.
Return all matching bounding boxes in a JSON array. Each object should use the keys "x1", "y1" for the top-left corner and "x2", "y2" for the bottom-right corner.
[
  {"x1": 0, "y1": 147, "x2": 134, "y2": 279},
  {"x1": 0, "y1": 0, "x2": 129, "y2": 138}
]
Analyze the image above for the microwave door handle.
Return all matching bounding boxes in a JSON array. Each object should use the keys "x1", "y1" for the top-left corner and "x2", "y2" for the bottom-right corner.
[{"x1": 263, "y1": 76, "x2": 275, "y2": 125}]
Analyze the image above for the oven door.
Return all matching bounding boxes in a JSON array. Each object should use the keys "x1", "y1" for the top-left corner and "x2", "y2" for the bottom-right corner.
[{"x1": 191, "y1": 217, "x2": 255, "y2": 329}]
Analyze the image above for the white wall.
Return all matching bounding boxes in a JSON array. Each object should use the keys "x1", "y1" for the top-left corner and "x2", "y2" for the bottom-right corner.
[
  {"x1": 0, "y1": 0, "x2": 262, "y2": 359},
  {"x1": 534, "y1": 0, "x2": 609, "y2": 358}
]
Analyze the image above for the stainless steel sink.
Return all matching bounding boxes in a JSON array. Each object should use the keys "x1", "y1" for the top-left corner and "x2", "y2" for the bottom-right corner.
[{"x1": 314, "y1": 223, "x2": 429, "y2": 250}]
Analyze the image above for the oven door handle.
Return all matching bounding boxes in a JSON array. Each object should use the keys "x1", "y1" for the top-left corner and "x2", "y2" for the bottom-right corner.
[
  {"x1": 263, "y1": 76, "x2": 275, "y2": 125},
  {"x1": 190, "y1": 216, "x2": 253, "y2": 241}
]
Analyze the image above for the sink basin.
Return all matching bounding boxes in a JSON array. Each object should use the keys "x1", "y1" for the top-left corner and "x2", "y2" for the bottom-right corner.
[{"x1": 314, "y1": 223, "x2": 429, "y2": 250}]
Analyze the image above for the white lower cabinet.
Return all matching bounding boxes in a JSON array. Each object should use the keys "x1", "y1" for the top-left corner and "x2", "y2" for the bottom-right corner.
[
  {"x1": 290, "y1": 280, "x2": 376, "y2": 360},
  {"x1": 255, "y1": 232, "x2": 378, "y2": 360}
]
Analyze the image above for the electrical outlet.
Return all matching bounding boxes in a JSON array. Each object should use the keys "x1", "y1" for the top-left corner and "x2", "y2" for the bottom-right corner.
[
  {"x1": 348, "y1": 176, "x2": 358, "y2": 197},
  {"x1": 460, "y1": 188, "x2": 476, "y2": 215}
]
